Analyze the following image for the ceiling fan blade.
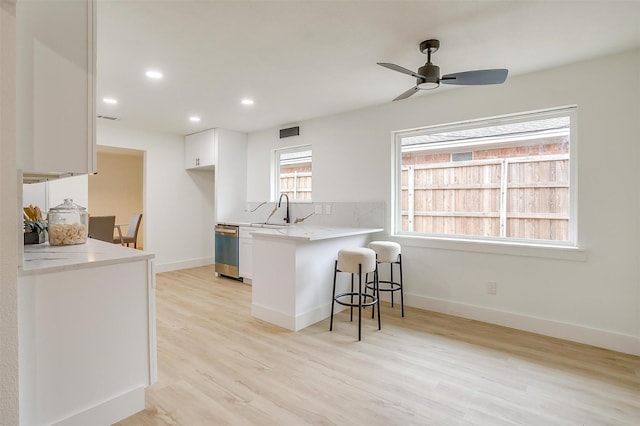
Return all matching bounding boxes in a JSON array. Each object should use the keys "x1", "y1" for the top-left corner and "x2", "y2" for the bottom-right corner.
[
  {"x1": 378, "y1": 62, "x2": 423, "y2": 80},
  {"x1": 393, "y1": 86, "x2": 420, "y2": 101},
  {"x1": 441, "y1": 69, "x2": 508, "y2": 85}
]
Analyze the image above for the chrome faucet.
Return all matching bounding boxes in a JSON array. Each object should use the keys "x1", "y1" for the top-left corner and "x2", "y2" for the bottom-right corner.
[{"x1": 277, "y1": 193, "x2": 290, "y2": 224}]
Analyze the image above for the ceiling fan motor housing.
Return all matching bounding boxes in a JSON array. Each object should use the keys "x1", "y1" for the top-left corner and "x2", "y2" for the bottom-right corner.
[{"x1": 417, "y1": 63, "x2": 440, "y2": 89}]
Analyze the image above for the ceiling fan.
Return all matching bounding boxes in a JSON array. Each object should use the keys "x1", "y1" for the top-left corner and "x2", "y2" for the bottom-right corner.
[{"x1": 378, "y1": 39, "x2": 508, "y2": 101}]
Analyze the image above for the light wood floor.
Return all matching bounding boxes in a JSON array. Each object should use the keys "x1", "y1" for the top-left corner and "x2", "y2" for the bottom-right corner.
[{"x1": 116, "y1": 265, "x2": 640, "y2": 425}]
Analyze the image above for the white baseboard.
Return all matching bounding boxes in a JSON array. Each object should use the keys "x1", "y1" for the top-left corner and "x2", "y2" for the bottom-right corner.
[
  {"x1": 407, "y1": 293, "x2": 640, "y2": 356},
  {"x1": 155, "y1": 257, "x2": 213, "y2": 273},
  {"x1": 252, "y1": 303, "x2": 294, "y2": 330},
  {"x1": 52, "y1": 386, "x2": 145, "y2": 426},
  {"x1": 252, "y1": 302, "x2": 346, "y2": 332},
  {"x1": 295, "y1": 303, "x2": 334, "y2": 331}
]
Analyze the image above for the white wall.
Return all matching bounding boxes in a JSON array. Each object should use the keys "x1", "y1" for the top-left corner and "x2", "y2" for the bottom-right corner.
[
  {"x1": 97, "y1": 121, "x2": 215, "y2": 272},
  {"x1": 0, "y1": 0, "x2": 19, "y2": 423},
  {"x1": 247, "y1": 48, "x2": 640, "y2": 355}
]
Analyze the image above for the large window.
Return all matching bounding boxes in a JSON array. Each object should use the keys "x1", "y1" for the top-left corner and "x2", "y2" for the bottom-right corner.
[
  {"x1": 273, "y1": 146, "x2": 312, "y2": 201},
  {"x1": 394, "y1": 107, "x2": 576, "y2": 245}
]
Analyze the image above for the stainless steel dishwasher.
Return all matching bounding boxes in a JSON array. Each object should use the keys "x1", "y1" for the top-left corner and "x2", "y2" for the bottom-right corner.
[{"x1": 214, "y1": 224, "x2": 240, "y2": 279}]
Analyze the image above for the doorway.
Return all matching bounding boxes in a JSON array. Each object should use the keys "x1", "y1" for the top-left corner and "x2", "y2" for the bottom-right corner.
[{"x1": 88, "y1": 146, "x2": 144, "y2": 249}]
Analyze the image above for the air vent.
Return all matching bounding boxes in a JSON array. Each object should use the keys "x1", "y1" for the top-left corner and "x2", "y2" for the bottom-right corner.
[
  {"x1": 280, "y1": 126, "x2": 299, "y2": 138},
  {"x1": 97, "y1": 115, "x2": 118, "y2": 121}
]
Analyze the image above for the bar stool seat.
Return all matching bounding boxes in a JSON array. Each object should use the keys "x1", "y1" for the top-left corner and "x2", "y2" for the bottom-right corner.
[
  {"x1": 330, "y1": 247, "x2": 380, "y2": 341},
  {"x1": 366, "y1": 241, "x2": 404, "y2": 317}
]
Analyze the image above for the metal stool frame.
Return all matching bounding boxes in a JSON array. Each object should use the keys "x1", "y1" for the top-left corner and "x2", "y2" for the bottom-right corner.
[
  {"x1": 366, "y1": 253, "x2": 404, "y2": 317},
  {"x1": 330, "y1": 260, "x2": 381, "y2": 341}
]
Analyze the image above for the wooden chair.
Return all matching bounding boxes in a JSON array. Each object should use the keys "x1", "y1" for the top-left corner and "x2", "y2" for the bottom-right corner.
[
  {"x1": 114, "y1": 213, "x2": 143, "y2": 248},
  {"x1": 88, "y1": 215, "x2": 116, "y2": 243}
]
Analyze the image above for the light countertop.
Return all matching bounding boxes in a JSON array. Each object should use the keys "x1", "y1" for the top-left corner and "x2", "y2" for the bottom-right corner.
[
  {"x1": 246, "y1": 225, "x2": 384, "y2": 241},
  {"x1": 21, "y1": 238, "x2": 154, "y2": 276}
]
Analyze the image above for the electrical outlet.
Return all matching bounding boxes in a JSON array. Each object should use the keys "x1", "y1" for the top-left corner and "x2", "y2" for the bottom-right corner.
[
  {"x1": 314, "y1": 204, "x2": 323, "y2": 215},
  {"x1": 486, "y1": 281, "x2": 497, "y2": 295},
  {"x1": 325, "y1": 204, "x2": 332, "y2": 215}
]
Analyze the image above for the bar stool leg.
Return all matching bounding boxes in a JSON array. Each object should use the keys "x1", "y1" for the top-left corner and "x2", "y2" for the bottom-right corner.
[
  {"x1": 330, "y1": 260, "x2": 337, "y2": 331},
  {"x1": 390, "y1": 262, "x2": 395, "y2": 308},
  {"x1": 375, "y1": 264, "x2": 381, "y2": 330},
  {"x1": 399, "y1": 254, "x2": 405, "y2": 317},
  {"x1": 364, "y1": 254, "x2": 379, "y2": 318},
  {"x1": 364, "y1": 272, "x2": 370, "y2": 301},
  {"x1": 367, "y1": 263, "x2": 377, "y2": 320},
  {"x1": 371, "y1": 275, "x2": 375, "y2": 319},
  {"x1": 367, "y1": 262, "x2": 383, "y2": 320},
  {"x1": 357, "y1": 264, "x2": 362, "y2": 341},
  {"x1": 362, "y1": 254, "x2": 378, "y2": 307},
  {"x1": 350, "y1": 273, "x2": 354, "y2": 322}
]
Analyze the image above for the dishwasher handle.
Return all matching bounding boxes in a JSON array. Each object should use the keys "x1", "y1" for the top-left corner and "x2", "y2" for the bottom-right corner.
[{"x1": 215, "y1": 226, "x2": 239, "y2": 236}]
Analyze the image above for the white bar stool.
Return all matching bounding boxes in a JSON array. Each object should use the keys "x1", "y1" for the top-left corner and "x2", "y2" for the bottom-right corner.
[
  {"x1": 366, "y1": 241, "x2": 404, "y2": 317},
  {"x1": 329, "y1": 247, "x2": 380, "y2": 341}
]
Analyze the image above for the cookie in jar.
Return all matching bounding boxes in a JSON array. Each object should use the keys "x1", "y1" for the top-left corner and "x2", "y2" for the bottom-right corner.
[{"x1": 47, "y1": 199, "x2": 88, "y2": 245}]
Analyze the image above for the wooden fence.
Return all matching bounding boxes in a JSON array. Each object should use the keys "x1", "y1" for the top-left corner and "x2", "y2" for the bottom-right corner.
[
  {"x1": 280, "y1": 170, "x2": 312, "y2": 200},
  {"x1": 401, "y1": 154, "x2": 569, "y2": 241}
]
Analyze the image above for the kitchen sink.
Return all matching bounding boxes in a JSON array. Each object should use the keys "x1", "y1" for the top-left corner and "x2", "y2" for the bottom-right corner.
[{"x1": 249, "y1": 222, "x2": 289, "y2": 229}]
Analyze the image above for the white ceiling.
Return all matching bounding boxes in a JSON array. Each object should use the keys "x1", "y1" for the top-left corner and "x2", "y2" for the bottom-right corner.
[{"x1": 96, "y1": 0, "x2": 640, "y2": 136}]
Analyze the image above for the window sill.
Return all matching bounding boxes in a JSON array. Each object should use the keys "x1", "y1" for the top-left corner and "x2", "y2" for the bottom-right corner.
[{"x1": 389, "y1": 234, "x2": 586, "y2": 262}]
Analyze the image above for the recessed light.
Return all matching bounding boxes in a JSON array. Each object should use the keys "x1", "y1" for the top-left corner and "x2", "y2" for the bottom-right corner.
[
  {"x1": 241, "y1": 99, "x2": 254, "y2": 105},
  {"x1": 102, "y1": 97, "x2": 118, "y2": 104},
  {"x1": 189, "y1": 116, "x2": 201, "y2": 122},
  {"x1": 145, "y1": 70, "x2": 163, "y2": 80}
]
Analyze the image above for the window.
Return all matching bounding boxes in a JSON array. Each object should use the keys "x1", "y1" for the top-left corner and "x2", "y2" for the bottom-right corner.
[
  {"x1": 394, "y1": 107, "x2": 576, "y2": 245},
  {"x1": 273, "y1": 146, "x2": 312, "y2": 201}
]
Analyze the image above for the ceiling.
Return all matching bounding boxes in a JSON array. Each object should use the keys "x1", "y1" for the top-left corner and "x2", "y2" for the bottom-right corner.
[{"x1": 96, "y1": 1, "x2": 640, "y2": 136}]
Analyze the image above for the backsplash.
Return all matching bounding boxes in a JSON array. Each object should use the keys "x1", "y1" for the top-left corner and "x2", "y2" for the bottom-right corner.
[{"x1": 235, "y1": 201, "x2": 384, "y2": 228}]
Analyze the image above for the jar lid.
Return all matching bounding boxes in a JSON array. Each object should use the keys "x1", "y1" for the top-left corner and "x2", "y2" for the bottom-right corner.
[{"x1": 49, "y1": 198, "x2": 87, "y2": 212}]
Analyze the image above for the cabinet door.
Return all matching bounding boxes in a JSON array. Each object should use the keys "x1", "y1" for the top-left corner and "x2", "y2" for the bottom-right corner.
[
  {"x1": 184, "y1": 134, "x2": 201, "y2": 169},
  {"x1": 17, "y1": 0, "x2": 96, "y2": 175},
  {"x1": 239, "y1": 232, "x2": 253, "y2": 280},
  {"x1": 185, "y1": 129, "x2": 215, "y2": 170}
]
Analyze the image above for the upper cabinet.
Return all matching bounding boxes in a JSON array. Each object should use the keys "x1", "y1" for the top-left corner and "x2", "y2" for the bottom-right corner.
[
  {"x1": 184, "y1": 128, "x2": 247, "y2": 222},
  {"x1": 185, "y1": 129, "x2": 216, "y2": 170},
  {"x1": 16, "y1": 0, "x2": 96, "y2": 176}
]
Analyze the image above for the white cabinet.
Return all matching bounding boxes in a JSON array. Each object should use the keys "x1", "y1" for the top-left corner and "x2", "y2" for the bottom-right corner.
[
  {"x1": 16, "y1": 0, "x2": 96, "y2": 176},
  {"x1": 186, "y1": 128, "x2": 247, "y2": 270},
  {"x1": 239, "y1": 227, "x2": 253, "y2": 281},
  {"x1": 185, "y1": 129, "x2": 216, "y2": 170},
  {"x1": 214, "y1": 128, "x2": 247, "y2": 223},
  {"x1": 185, "y1": 128, "x2": 247, "y2": 221},
  {"x1": 19, "y1": 242, "x2": 155, "y2": 424}
]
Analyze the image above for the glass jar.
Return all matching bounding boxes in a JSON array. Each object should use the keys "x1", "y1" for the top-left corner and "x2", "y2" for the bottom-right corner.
[{"x1": 47, "y1": 199, "x2": 88, "y2": 245}]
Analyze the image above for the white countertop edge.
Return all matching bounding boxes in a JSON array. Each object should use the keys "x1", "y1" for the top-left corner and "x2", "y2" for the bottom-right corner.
[
  {"x1": 21, "y1": 239, "x2": 154, "y2": 276},
  {"x1": 249, "y1": 226, "x2": 384, "y2": 241}
]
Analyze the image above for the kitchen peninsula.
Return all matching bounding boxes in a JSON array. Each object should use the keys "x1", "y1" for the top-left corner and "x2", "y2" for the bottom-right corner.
[
  {"x1": 250, "y1": 225, "x2": 382, "y2": 331},
  {"x1": 19, "y1": 239, "x2": 156, "y2": 425}
]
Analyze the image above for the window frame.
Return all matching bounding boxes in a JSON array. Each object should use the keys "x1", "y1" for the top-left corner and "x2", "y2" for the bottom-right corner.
[
  {"x1": 272, "y1": 144, "x2": 313, "y2": 202},
  {"x1": 391, "y1": 106, "x2": 579, "y2": 249}
]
